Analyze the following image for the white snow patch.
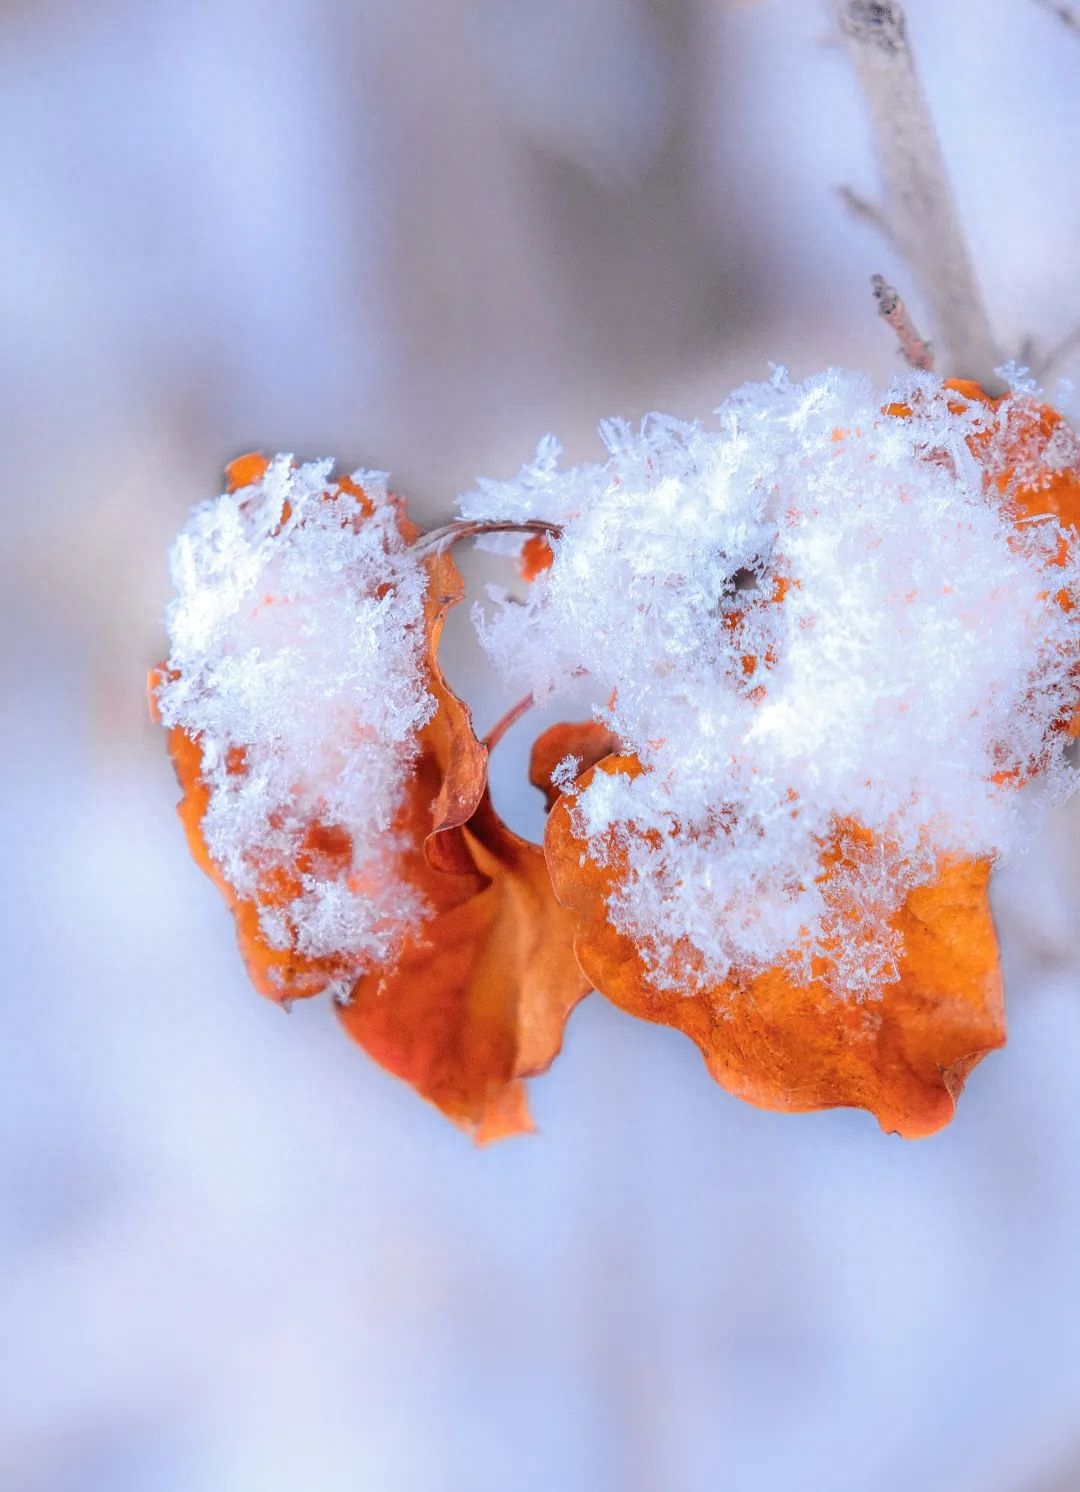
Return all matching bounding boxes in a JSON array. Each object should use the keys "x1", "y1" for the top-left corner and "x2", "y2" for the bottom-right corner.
[
  {"x1": 464, "y1": 369, "x2": 1080, "y2": 997},
  {"x1": 157, "y1": 456, "x2": 435, "y2": 980}
]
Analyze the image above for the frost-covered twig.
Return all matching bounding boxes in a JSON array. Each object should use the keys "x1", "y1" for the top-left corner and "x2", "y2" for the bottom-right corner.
[
  {"x1": 871, "y1": 273, "x2": 934, "y2": 370},
  {"x1": 836, "y1": 1, "x2": 1001, "y2": 389},
  {"x1": 1033, "y1": 0, "x2": 1080, "y2": 35}
]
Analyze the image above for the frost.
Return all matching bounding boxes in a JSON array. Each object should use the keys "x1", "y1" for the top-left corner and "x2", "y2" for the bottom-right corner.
[
  {"x1": 465, "y1": 369, "x2": 1080, "y2": 998},
  {"x1": 458, "y1": 436, "x2": 606, "y2": 555},
  {"x1": 552, "y1": 755, "x2": 584, "y2": 795},
  {"x1": 157, "y1": 456, "x2": 435, "y2": 979}
]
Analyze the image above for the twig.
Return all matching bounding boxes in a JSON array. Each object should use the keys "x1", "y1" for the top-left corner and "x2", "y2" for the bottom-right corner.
[
  {"x1": 871, "y1": 274, "x2": 934, "y2": 369},
  {"x1": 1016, "y1": 333, "x2": 1039, "y2": 369},
  {"x1": 836, "y1": 184, "x2": 898, "y2": 250},
  {"x1": 836, "y1": 1, "x2": 1002, "y2": 389},
  {"x1": 1032, "y1": 324, "x2": 1080, "y2": 380},
  {"x1": 1033, "y1": 0, "x2": 1080, "y2": 34},
  {"x1": 414, "y1": 517, "x2": 563, "y2": 558}
]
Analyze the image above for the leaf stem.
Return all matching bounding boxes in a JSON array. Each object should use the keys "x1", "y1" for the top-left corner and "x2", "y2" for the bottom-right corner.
[
  {"x1": 414, "y1": 518, "x2": 563, "y2": 558},
  {"x1": 483, "y1": 693, "x2": 536, "y2": 752}
]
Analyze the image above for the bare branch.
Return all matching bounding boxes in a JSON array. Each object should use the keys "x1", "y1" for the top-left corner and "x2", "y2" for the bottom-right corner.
[
  {"x1": 836, "y1": 2, "x2": 1002, "y2": 389},
  {"x1": 1033, "y1": 0, "x2": 1080, "y2": 35},
  {"x1": 836, "y1": 184, "x2": 899, "y2": 249},
  {"x1": 1032, "y1": 324, "x2": 1080, "y2": 380},
  {"x1": 1016, "y1": 332, "x2": 1039, "y2": 369},
  {"x1": 871, "y1": 274, "x2": 934, "y2": 370}
]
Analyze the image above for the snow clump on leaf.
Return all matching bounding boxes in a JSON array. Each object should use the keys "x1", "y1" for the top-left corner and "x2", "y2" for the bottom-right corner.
[
  {"x1": 465, "y1": 368, "x2": 1080, "y2": 998},
  {"x1": 155, "y1": 456, "x2": 436, "y2": 983}
]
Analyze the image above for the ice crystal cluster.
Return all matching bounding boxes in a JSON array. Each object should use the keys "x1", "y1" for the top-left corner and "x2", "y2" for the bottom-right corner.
[
  {"x1": 157, "y1": 457, "x2": 435, "y2": 973},
  {"x1": 464, "y1": 369, "x2": 1080, "y2": 996}
]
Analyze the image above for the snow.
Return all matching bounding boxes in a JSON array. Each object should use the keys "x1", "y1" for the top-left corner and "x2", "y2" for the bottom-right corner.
[
  {"x1": 155, "y1": 456, "x2": 435, "y2": 984},
  {"x1": 464, "y1": 369, "x2": 1080, "y2": 997}
]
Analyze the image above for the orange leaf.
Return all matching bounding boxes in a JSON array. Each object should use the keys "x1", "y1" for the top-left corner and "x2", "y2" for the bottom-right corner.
[
  {"x1": 224, "y1": 451, "x2": 271, "y2": 492},
  {"x1": 336, "y1": 560, "x2": 590, "y2": 1141},
  {"x1": 944, "y1": 381, "x2": 1080, "y2": 737},
  {"x1": 944, "y1": 379, "x2": 1080, "y2": 532},
  {"x1": 519, "y1": 532, "x2": 554, "y2": 581},
  {"x1": 546, "y1": 755, "x2": 1006, "y2": 1137},
  {"x1": 155, "y1": 463, "x2": 585, "y2": 1139},
  {"x1": 338, "y1": 790, "x2": 590, "y2": 1142},
  {"x1": 152, "y1": 467, "x2": 486, "y2": 1007},
  {"x1": 528, "y1": 720, "x2": 622, "y2": 812}
]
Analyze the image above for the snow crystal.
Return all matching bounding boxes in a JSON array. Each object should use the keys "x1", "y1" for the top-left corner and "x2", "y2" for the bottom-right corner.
[
  {"x1": 156, "y1": 456, "x2": 435, "y2": 983},
  {"x1": 464, "y1": 369, "x2": 1080, "y2": 998}
]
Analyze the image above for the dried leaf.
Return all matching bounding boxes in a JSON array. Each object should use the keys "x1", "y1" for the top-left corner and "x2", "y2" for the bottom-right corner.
[
  {"x1": 339, "y1": 790, "x2": 590, "y2": 1142},
  {"x1": 336, "y1": 553, "x2": 590, "y2": 1141},
  {"x1": 155, "y1": 460, "x2": 584, "y2": 1139},
  {"x1": 546, "y1": 755, "x2": 1006, "y2": 1137},
  {"x1": 528, "y1": 720, "x2": 621, "y2": 812},
  {"x1": 153, "y1": 707, "x2": 377, "y2": 1001},
  {"x1": 945, "y1": 379, "x2": 1080, "y2": 531},
  {"x1": 152, "y1": 460, "x2": 484, "y2": 1007},
  {"x1": 946, "y1": 382, "x2": 1080, "y2": 737},
  {"x1": 519, "y1": 533, "x2": 554, "y2": 581}
]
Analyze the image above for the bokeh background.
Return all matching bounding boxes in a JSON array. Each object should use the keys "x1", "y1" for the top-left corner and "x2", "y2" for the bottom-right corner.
[{"x1": 5, "y1": 1, "x2": 1080, "y2": 1488}]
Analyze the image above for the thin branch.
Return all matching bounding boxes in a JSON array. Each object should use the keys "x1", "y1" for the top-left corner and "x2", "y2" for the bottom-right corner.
[
  {"x1": 1016, "y1": 332, "x2": 1039, "y2": 369},
  {"x1": 1031, "y1": 323, "x2": 1080, "y2": 380},
  {"x1": 871, "y1": 274, "x2": 934, "y2": 369},
  {"x1": 1033, "y1": 0, "x2": 1080, "y2": 34},
  {"x1": 836, "y1": 1, "x2": 1002, "y2": 389},
  {"x1": 414, "y1": 517, "x2": 563, "y2": 558},
  {"x1": 836, "y1": 184, "x2": 899, "y2": 250}
]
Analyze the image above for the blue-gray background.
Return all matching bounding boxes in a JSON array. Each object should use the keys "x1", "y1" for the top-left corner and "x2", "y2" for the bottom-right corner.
[{"x1": 5, "y1": 2, "x2": 1080, "y2": 1488}]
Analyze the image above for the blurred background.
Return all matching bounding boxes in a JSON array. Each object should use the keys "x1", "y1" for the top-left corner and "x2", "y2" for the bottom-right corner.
[{"x1": 5, "y1": 1, "x2": 1080, "y2": 1488}]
